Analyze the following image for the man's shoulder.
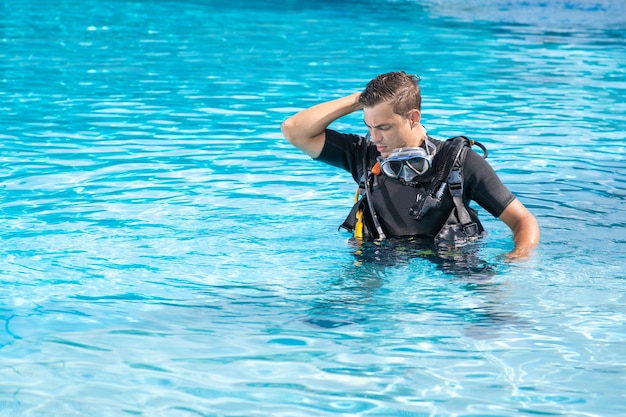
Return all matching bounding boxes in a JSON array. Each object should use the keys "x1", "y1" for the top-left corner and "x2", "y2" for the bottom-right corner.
[
  {"x1": 430, "y1": 135, "x2": 470, "y2": 163},
  {"x1": 433, "y1": 135, "x2": 487, "y2": 164},
  {"x1": 322, "y1": 128, "x2": 376, "y2": 159},
  {"x1": 316, "y1": 129, "x2": 371, "y2": 179}
]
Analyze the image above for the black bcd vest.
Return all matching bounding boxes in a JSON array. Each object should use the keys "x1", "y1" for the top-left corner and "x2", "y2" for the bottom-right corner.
[{"x1": 340, "y1": 136, "x2": 487, "y2": 246}]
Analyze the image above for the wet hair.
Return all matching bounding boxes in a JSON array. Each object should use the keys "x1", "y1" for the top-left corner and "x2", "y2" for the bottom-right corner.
[{"x1": 359, "y1": 71, "x2": 421, "y2": 115}]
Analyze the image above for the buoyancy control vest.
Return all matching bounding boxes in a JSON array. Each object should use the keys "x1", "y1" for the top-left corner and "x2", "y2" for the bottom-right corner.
[{"x1": 340, "y1": 136, "x2": 488, "y2": 245}]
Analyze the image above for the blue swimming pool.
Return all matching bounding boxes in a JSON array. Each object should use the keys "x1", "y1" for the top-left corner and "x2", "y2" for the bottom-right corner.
[{"x1": 1, "y1": 0, "x2": 625, "y2": 415}]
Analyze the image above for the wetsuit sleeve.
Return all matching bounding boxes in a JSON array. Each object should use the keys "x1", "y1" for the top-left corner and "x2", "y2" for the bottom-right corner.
[
  {"x1": 314, "y1": 129, "x2": 365, "y2": 183},
  {"x1": 463, "y1": 150, "x2": 516, "y2": 218}
]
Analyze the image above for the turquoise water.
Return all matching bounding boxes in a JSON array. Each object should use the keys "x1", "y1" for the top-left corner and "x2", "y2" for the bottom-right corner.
[{"x1": 1, "y1": 0, "x2": 625, "y2": 415}]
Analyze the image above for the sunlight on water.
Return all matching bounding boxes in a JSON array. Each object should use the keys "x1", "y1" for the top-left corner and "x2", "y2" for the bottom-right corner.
[{"x1": 1, "y1": 0, "x2": 625, "y2": 416}]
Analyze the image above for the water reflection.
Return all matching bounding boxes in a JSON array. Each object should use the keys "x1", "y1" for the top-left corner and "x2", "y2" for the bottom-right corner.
[
  {"x1": 303, "y1": 238, "x2": 528, "y2": 340},
  {"x1": 348, "y1": 238, "x2": 497, "y2": 279}
]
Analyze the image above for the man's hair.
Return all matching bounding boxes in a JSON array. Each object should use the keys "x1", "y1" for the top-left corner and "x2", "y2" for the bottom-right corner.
[{"x1": 359, "y1": 71, "x2": 421, "y2": 115}]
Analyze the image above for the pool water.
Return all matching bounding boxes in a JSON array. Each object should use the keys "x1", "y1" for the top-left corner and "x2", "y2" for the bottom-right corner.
[{"x1": 1, "y1": 0, "x2": 625, "y2": 416}]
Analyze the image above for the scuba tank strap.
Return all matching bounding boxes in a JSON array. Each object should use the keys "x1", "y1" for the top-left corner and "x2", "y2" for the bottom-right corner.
[
  {"x1": 411, "y1": 135, "x2": 485, "y2": 240},
  {"x1": 339, "y1": 139, "x2": 386, "y2": 239},
  {"x1": 339, "y1": 188, "x2": 366, "y2": 235},
  {"x1": 410, "y1": 136, "x2": 467, "y2": 221},
  {"x1": 434, "y1": 136, "x2": 487, "y2": 244},
  {"x1": 363, "y1": 154, "x2": 386, "y2": 239},
  {"x1": 446, "y1": 147, "x2": 480, "y2": 237}
]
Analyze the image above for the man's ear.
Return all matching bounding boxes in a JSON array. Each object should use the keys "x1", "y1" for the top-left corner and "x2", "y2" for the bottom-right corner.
[{"x1": 407, "y1": 109, "x2": 421, "y2": 126}]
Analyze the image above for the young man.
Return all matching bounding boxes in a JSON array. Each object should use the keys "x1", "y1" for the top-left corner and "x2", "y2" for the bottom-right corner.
[{"x1": 281, "y1": 71, "x2": 539, "y2": 261}]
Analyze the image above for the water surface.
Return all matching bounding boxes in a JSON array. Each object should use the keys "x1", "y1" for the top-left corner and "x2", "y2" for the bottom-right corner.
[{"x1": 1, "y1": 0, "x2": 625, "y2": 416}]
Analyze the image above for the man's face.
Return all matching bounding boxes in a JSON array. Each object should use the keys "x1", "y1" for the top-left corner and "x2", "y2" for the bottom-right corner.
[{"x1": 363, "y1": 101, "x2": 420, "y2": 158}]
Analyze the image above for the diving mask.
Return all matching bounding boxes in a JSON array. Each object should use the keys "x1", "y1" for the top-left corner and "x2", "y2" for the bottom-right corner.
[{"x1": 379, "y1": 139, "x2": 437, "y2": 183}]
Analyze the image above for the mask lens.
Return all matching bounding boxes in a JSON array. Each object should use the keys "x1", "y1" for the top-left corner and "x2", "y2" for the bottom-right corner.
[
  {"x1": 385, "y1": 160, "x2": 405, "y2": 177},
  {"x1": 398, "y1": 165, "x2": 417, "y2": 183},
  {"x1": 405, "y1": 156, "x2": 430, "y2": 175}
]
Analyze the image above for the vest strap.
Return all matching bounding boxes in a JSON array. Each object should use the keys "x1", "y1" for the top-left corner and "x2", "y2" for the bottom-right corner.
[
  {"x1": 339, "y1": 196, "x2": 365, "y2": 233},
  {"x1": 448, "y1": 163, "x2": 480, "y2": 239}
]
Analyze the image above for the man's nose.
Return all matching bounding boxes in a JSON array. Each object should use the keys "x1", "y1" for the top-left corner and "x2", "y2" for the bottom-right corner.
[{"x1": 370, "y1": 130, "x2": 382, "y2": 143}]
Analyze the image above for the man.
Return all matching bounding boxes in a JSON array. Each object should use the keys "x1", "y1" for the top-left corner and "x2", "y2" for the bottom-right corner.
[{"x1": 281, "y1": 71, "x2": 539, "y2": 261}]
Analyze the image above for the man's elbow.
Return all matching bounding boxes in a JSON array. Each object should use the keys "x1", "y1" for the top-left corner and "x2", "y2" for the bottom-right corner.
[
  {"x1": 281, "y1": 118, "x2": 298, "y2": 145},
  {"x1": 280, "y1": 117, "x2": 325, "y2": 158},
  {"x1": 500, "y1": 199, "x2": 540, "y2": 248},
  {"x1": 513, "y1": 212, "x2": 540, "y2": 249}
]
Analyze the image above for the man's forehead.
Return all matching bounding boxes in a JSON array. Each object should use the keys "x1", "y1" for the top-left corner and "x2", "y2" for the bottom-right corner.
[{"x1": 363, "y1": 102, "x2": 398, "y2": 125}]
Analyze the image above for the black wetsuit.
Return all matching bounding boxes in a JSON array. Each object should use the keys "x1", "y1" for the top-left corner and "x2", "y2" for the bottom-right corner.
[{"x1": 316, "y1": 129, "x2": 516, "y2": 240}]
